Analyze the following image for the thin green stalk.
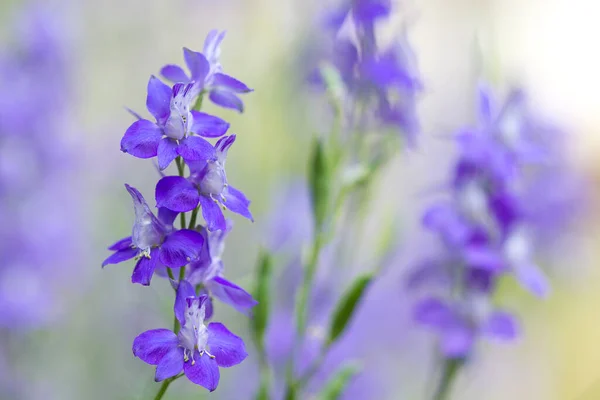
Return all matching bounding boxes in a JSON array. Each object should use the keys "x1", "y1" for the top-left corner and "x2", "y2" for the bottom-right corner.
[
  {"x1": 295, "y1": 229, "x2": 324, "y2": 336},
  {"x1": 153, "y1": 374, "x2": 183, "y2": 400},
  {"x1": 188, "y1": 206, "x2": 199, "y2": 230},
  {"x1": 255, "y1": 342, "x2": 273, "y2": 400},
  {"x1": 166, "y1": 268, "x2": 175, "y2": 280},
  {"x1": 175, "y1": 157, "x2": 187, "y2": 229},
  {"x1": 432, "y1": 358, "x2": 462, "y2": 400}
]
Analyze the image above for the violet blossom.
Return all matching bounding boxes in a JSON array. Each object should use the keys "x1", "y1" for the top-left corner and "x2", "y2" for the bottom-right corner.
[
  {"x1": 102, "y1": 184, "x2": 204, "y2": 286},
  {"x1": 120, "y1": 78, "x2": 230, "y2": 170},
  {"x1": 133, "y1": 280, "x2": 247, "y2": 391},
  {"x1": 408, "y1": 85, "x2": 575, "y2": 358},
  {"x1": 160, "y1": 30, "x2": 253, "y2": 113},
  {"x1": 155, "y1": 134, "x2": 253, "y2": 232}
]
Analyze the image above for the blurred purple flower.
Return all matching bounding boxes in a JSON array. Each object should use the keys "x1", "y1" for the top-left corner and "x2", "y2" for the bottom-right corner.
[
  {"x1": 133, "y1": 280, "x2": 247, "y2": 391},
  {"x1": 408, "y1": 85, "x2": 584, "y2": 358},
  {"x1": 0, "y1": 4, "x2": 83, "y2": 329},
  {"x1": 312, "y1": 1, "x2": 421, "y2": 142}
]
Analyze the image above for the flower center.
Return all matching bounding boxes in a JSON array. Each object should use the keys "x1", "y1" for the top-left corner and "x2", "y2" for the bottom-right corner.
[
  {"x1": 178, "y1": 297, "x2": 215, "y2": 364},
  {"x1": 198, "y1": 161, "x2": 226, "y2": 195}
]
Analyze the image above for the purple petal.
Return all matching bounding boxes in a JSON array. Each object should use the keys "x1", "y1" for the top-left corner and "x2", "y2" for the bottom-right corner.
[
  {"x1": 199, "y1": 195, "x2": 226, "y2": 232},
  {"x1": 478, "y1": 83, "x2": 494, "y2": 126},
  {"x1": 190, "y1": 111, "x2": 230, "y2": 138},
  {"x1": 108, "y1": 236, "x2": 133, "y2": 251},
  {"x1": 161, "y1": 64, "x2": 190, "y2": 83},
  {"x1": 483, "y1": 311, "x2": 519, "y2": 340},
  {"x1": 204, "y1": 295, "x2": 214, "y2": 320},
  {"x1": 131, "y1": 256, "x2": 158, "y2": 286},
  {"x1": 203, "y1": 30, "x2": 226, "y2": 61},
  {"x1": 158, "y1": 207, "x2": 178, "y2": 226},
  {"x1": 441, "y1": 322, "x2": 475, "y2": 358},
  {"x1": 173, "y1": 280, "x2": 196, "y2": 324},
  {"x1": 175, "y1": 280, "x2": 196, "y2": 325},
  {"x1": 515, "y1": 262, "x2": 550, "y2": 298},
  {"x1": 183, "y1": 48, "x2": 209, "y2": 82},
  {"x1": 125, "y1": 185, "x2": 167, "y2": 251},
  {"x1": 215, "y1": 134, "x2": 236, "y2": 163},
  {"x1": 133, "y1": 329, "x2": 178, "y2": 365},
  {"x1": 125, "y1": 107, "x2": 144, "y2": 120},
  {"x1": 209, "y1": 90, "x2": 244, "y2": 112},
  {"x1": 223, "y1": 186, "x2": 253, "y2": 221},
  {"x1": 102, "y1": 247, "x2": 137, "y2": 267},
  {"x1": 120, "y1": 119, "x2": 162, "y2": 158},
  {"x1": 207, "y1": 322, "x2": 248, "y2": 367},
  {"x1": 157, "y1": 138, "x2": 179, "y2": 170},
  {"x1": 405, "y1": 259, "x2": 449, "y2": 289},
  {"x1": 155, "y1": 347, "x2": 184, "y2": 382},
  {"x1": 146, "y1": 75, "x2": 172, "y2": 122},
  {"x1": 413, "y1": 297, "x2": 455, "y2": 328},
  {"x1": 183, "y1": 353, "x2": 220, "y2": 391},
  {"x1": 208, "y1": 276, "x2": 258, "y2": 314},
  {"x1": 422, "y1": 203, "x2": 471, "y2": 245},
  {"x1": 159, "y1": 229, "x2": 205, "y2": 268},
  {"x1": 463, "y1": 246, "x2": 505, "y2": 271},
  {"x1": 212, "y1": 73, "x2": 252, "y2": 93},
  {"x1": 178, "y1": 136, "x2": 217, "y2": 162},
  {"x1": 156, "y1": 176, "x2": 199, "y2": 213}
]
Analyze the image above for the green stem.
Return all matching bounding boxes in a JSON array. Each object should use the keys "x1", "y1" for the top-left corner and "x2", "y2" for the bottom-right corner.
[
  {"x1": 295, "y1": 229, "x2": 324, "y2": 336},
  {"x1": 175, "y1": 157, "x2": 187, "y2": 229},
  {"x1": 153, "y1": 374, "x2": 182, "y2": 400},
  {"x1": 166, "y1": 268, "x2": 175, "y2": 280},
  {"x1": 255, "y1": 342, "x2": 273, "y2": 400},
  {"x1": 432, "y1": 358, "x2": 463, "y2": 400},
  {"x1": 188, "y1": 206, "x2": 199, "y2": 229}
]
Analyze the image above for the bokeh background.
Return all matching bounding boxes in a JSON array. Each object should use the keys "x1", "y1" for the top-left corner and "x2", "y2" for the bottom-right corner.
[{"x1": 1, "y1": 0, "x2": 599, "y2": 399}]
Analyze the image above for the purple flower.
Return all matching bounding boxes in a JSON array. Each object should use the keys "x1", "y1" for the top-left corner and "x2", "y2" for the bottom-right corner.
[
  {"x1": 160, "y1": 31, "x2": 253, "y2": 113},
  {"x1": 155, "y1": 134, "x2": 253, "y2": 231},
  {"x1": 413, "y1": 297, "x2": 518, "y2": 358},
  {"x1": 0, "y1": 3, "x2": 84, "y2": 330},
  {"x1": 313, "y1": 1, "x2": 421, "y2": 142},
  {"x1": 408, "y1": 85, "x2": 572, "y2": 359},
  {"x1": 102, "y1": 184, "x2": 205, "y2": 286},
  {"x1": 186, "y1": 221, "x2": 257, "y2": 315},
  {"x1": 120, "y1": 78, "x2": 230, "y2": 170},
  {"x1": 132, "y1": 280, "x2": 247, "y2": 391}
]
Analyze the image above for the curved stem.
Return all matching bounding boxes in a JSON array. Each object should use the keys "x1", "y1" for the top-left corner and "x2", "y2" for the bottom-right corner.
[
  {"x1": 432, "y1": 358, "x2": 462, "y2": 400},
  {"x1": 153, "y1": 374, "x2": 183, "y2": 400}
]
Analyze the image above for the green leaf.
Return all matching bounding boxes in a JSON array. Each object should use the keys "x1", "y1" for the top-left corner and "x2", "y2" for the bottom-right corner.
[
  {"x1": 309, "y1": 138, "x2": 331, "y2": 229},
  {"x1": 327, "y1": 273, "x2": 373, "y2": 345},
  {"x1": 318, "y1": 363, "x2": 361, "y2": 400},
  {"x1": 251, "y1": 250, "x2": 273, "y2": 348}
]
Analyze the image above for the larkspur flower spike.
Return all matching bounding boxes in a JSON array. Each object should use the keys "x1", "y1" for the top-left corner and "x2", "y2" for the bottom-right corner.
[
  {"x1": 409, "y1": 86, "x2": 559, "y2": 359},
  {"x1": 105, "y1": 28, "x2": 255, "y2": 396}
]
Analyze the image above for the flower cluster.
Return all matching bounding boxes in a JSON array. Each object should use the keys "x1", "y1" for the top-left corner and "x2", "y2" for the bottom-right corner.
[
  {"x1": 409, "y1": 86, "x2": 563, "y2": 358},
  {"x1": 103, "y1": 30, "x2": 255, "y2": 393},
  {"x1": 315, "y1": 0, "x2": 422, "y2": 142},
  {"x1": 0, "y1": 4, "x2": 81, "y2": 330}
]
